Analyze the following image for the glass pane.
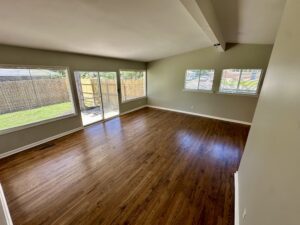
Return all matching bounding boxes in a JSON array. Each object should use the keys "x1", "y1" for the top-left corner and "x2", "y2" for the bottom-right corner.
[
  {"x1": 219, "y1": 69, "x2": 241, "y2": 93},
  {"x1": 238, "y1": 69, "x2": 262, "y2": 94},
  {"x1": 99, "y1": 72, "x2": 119, "y2": 119},
  {"x1": 185, "y1": 70, "x2": 200, "y2": 90},
  {"x1": 0, "y1": 67, "x2": 75, "y2": 131},
  {"x1": 74, "y1": 71, "x2": 103, "y2": 126},
  {"x1": 120, "y1": 70, "x2": 146, "y2": 102},
  {"x1": 0, "y1": 68, "x2": 35, "y2": 112},
  {"x1": 198, "y1": 69, "x2": 214, "y2": 90},
  {"x1": 29, "y1": 69, "x2": 73, "y2": 113}
]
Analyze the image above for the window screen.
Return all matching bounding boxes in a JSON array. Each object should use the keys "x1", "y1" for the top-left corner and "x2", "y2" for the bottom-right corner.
[
  {"x1": 184, "y1": 69, "x2": 214, "y2": 91},
  {"x1": 0, "y1": 66, "x2": 75, "y2": 132},
  {"x1": 120, "y1": 70, "x2": 146, "y2": 102},
  {"x1": 219, "y1": 69, "x2": 262, "y2": 95}
]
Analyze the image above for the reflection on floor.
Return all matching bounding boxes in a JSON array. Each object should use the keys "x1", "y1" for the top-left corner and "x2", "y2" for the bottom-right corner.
[
  {"x1": 0, "y1": 108, "x2": 250, "y2": 225},
  {"x1": 81, "y1": 108, "x2": 119, "y2": 125}
]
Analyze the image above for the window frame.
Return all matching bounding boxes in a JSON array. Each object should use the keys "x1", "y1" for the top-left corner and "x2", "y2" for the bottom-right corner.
[
  {"x1": 119, "y1": 69, "x2": 147, "y2": 103},
  {"x1": 0, "y1": 64, "x2": 77, "y2": 135},
  {"x1": 183, "y1": 69, "x2": 215, "y2": 93},
  {"x1": 218, "y1": 69, "x2": 263, "y2": 96}
]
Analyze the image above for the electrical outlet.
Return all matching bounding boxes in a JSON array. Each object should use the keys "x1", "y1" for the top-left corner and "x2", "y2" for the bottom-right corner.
[{"x1": 242, "y1": 208, "x2": 247, "y2": 220}]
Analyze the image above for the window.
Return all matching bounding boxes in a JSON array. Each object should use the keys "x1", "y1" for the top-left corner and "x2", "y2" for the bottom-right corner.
[
  {"x1": 184, "y1": 69, "x2": 214, "y2": 91},
  {"x1": 219, "y1": 69, "x2": 262, "y2": 95},
  {"x1": 120, "y1": 70, "x2": 146, "y2": 102},
  {"x1": 0, "y1": 66, "x2": 75, "y2": 133}
]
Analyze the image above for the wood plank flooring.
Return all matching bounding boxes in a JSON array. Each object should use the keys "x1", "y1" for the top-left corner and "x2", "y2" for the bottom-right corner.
[{"x1": 0, "y1": 108, "x2": 250, "y2": 225}]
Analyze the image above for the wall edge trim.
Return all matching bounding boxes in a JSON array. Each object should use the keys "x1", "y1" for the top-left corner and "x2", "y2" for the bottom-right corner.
[
  {"x1": 0, "y1": 127, "x2": 83, "y2": 159},
  {"x1": 0, "y1": 184, "x2": 13, "y2": 225},
  {"x1": 147, "y1": 105, "x2": 252, "y2": 125},
  {"x1": 120, "y1": 105, "x2": 148, "y2": 116},
  {"x1": 235, "y1": 172, "x2": 240, "y2": 225}
]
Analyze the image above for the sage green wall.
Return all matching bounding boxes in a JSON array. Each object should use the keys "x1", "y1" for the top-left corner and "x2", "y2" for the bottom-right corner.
[
  {"x1": 0, "y1": 45, "x2": 146, "y2": 155},
  {"x1": 238, "y1": 1, "x2": 300, "y2": 224},
  {"x1": 147, "y1": 44, "x2": 273, "y2": 123}
]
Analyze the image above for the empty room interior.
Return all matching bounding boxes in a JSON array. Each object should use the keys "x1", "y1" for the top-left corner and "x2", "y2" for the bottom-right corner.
[{"x1": 0, "y1": 0, "x2": 299, "y2": 225}]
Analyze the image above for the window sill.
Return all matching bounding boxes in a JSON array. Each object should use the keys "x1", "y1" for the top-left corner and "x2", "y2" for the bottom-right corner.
[
  {"x1": 183, "y1": 89, "x2": 213, "y2": 94},
  {"x1": 216, "y1": 92, "x2": 259, "y2": 98},
  {"x1": 121, "y1": 96, "x2": 147, "y2": 103},
  {"x1": 0, "y1": 113, "x2": 77, "y2": 136}
]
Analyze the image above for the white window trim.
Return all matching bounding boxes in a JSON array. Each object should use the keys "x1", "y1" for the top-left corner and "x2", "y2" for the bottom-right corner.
[
  {"x1": 0, "y1": 64, "x2": 77, "y2": 135},
  {"x1": 216, "y1": 92, "x2": 259, "y2": 98},
  {"x1": 0, "y1": 113, "x2": 77, "y2": 135},
  {"x1": 182, "y1": 89, "x2": 214, "y2": 94},
  {"x1": 218, "y1": 69, "x2": 263, "y2": 96},
  {"x1": 183, "y1": 69, "x2": 215, "y2": 92},
  {"x1": 120, "y1": 69, "x2": 147, "y2": 103}
]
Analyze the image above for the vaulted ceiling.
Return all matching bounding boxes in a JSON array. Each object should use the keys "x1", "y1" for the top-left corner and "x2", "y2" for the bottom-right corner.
[
  {"x1": 0, "y1": 0, "x2": 286, "y2": 62},
  {"x1": 211, "y1": 0, "x2": 286, "y2": 44}
]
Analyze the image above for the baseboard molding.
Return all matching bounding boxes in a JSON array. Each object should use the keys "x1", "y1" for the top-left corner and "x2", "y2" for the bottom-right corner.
[
  {"x1": 0, "y1": 184, "x2": 13, "y2": 225},
  {"x1": 0, "y1": 127, "x2": 83, "y2": 159},
  {"x1": 120, "y1": 105, "x2": 148, "y2": 116},
  {"x1": 0, "y1": 105, "x2": 249, "y2": 159},
  {"x1": 1, "y1": 105, "x2": 148, "y2": 159},
  {"x1": 147, "y1": 105, "x2": 252, "y2": 125},
  {"x1": 234, "y1": 172, "x2": 240, "y2": 225}
]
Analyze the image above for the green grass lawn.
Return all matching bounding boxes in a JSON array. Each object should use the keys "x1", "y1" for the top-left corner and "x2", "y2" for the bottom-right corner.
[
  {"x1": 221, "y1": 80, "x2": 259, "y2": 89},
  {"x1": 0, "y1": 102, "x2": 73, "y2": 131}
]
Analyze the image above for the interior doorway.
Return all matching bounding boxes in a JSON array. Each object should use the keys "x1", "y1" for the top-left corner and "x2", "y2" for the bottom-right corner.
[{"x1": 75, "y1": 71, "x2": 119, "y2": 126}]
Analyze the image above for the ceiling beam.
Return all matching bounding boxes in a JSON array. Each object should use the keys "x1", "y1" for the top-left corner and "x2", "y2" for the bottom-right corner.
[{"x1": 180, "y1": 0, "x2": 226, "y2": 51}]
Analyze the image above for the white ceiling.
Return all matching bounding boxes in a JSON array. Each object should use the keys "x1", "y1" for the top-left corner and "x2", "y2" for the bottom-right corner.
[
  {"x1": 0, "y1": 0, "x2": 287, "y2": 62},
  {"x1": 211, "y1": 0, "x2": 287, "y2": 44},
  {"x1": 0, "y1": 0, "x2": 211, "y2": 62}
]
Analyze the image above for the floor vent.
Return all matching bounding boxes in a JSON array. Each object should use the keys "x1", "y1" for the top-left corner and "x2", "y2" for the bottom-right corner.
[{"x1": 38, "y1": 142, "x2": 55, "y2": 150}]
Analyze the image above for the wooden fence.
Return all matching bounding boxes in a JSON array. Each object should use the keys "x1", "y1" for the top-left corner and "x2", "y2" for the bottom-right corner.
[
  {"x1": 77, "y1": 78, "x2": 144, "y2": 110},
  {"x1": 0, "y1": 77, "x2": 145, "y2": 114},
  {"x1": 0, "y1": 79, "x2": 70, "y2": 114},
  {"x1": 121, "y1": 79, "x2": 145, "y2": 101},
  {"x1": 79, "y1": 78, "x2": 119, "y2": 110}
]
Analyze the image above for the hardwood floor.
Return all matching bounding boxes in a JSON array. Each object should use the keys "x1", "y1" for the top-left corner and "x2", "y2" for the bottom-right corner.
[{"x1": 0, "y1": 108, "x2": 250, "y2": 225}]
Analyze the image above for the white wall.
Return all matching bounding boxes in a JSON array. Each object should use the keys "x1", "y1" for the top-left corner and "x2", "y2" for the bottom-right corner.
[
  {"x1": 238, "y1": 0, "x2": 300, "y2": 225},
  {"x1": 0, "y1": 184, "x2": 13, "y2": 225}
]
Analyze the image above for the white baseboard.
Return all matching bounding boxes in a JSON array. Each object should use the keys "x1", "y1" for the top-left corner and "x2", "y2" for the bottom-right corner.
[
  {"x1": 1, "y1": 105, "x2": 148, "y2": 159},
  {"x1": 0, "y1": 105, "x2": 249, "y2": 159},
  {"x1": 235, "y1": 172, "x2": 240, "y2": 225},
  {"x1": 0, "y1": 184, "x2": 13, "y2": 225},
  {"x1": 120, "y1": 105, "x2": 147, "y2": 116},
  {"x1": 147, "y1": 105, "x2": 252, "y2": 125},
  {"x1": 0, "y1": 127, "x2": 83, "y2": 159}
]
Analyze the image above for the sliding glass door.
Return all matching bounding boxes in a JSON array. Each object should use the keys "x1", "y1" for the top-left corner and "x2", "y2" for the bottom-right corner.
[
  {"x1": 75, "y1": 71, "x2": 119, "y2": 126},
  {"x1": 99, "y1": 72, "x2": 119, "y2": 119}
]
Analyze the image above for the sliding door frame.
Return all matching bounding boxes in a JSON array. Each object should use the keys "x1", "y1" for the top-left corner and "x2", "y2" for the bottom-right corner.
[
  {"x1": 99, "y1": 71, "x2": 120, "y2": 121},
  {"x1": 74, "y1": 70, "x2": 120, "y2": 127},
  {"x1": 96, "y1": 73, "x2": 105, "y2": 120}
]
